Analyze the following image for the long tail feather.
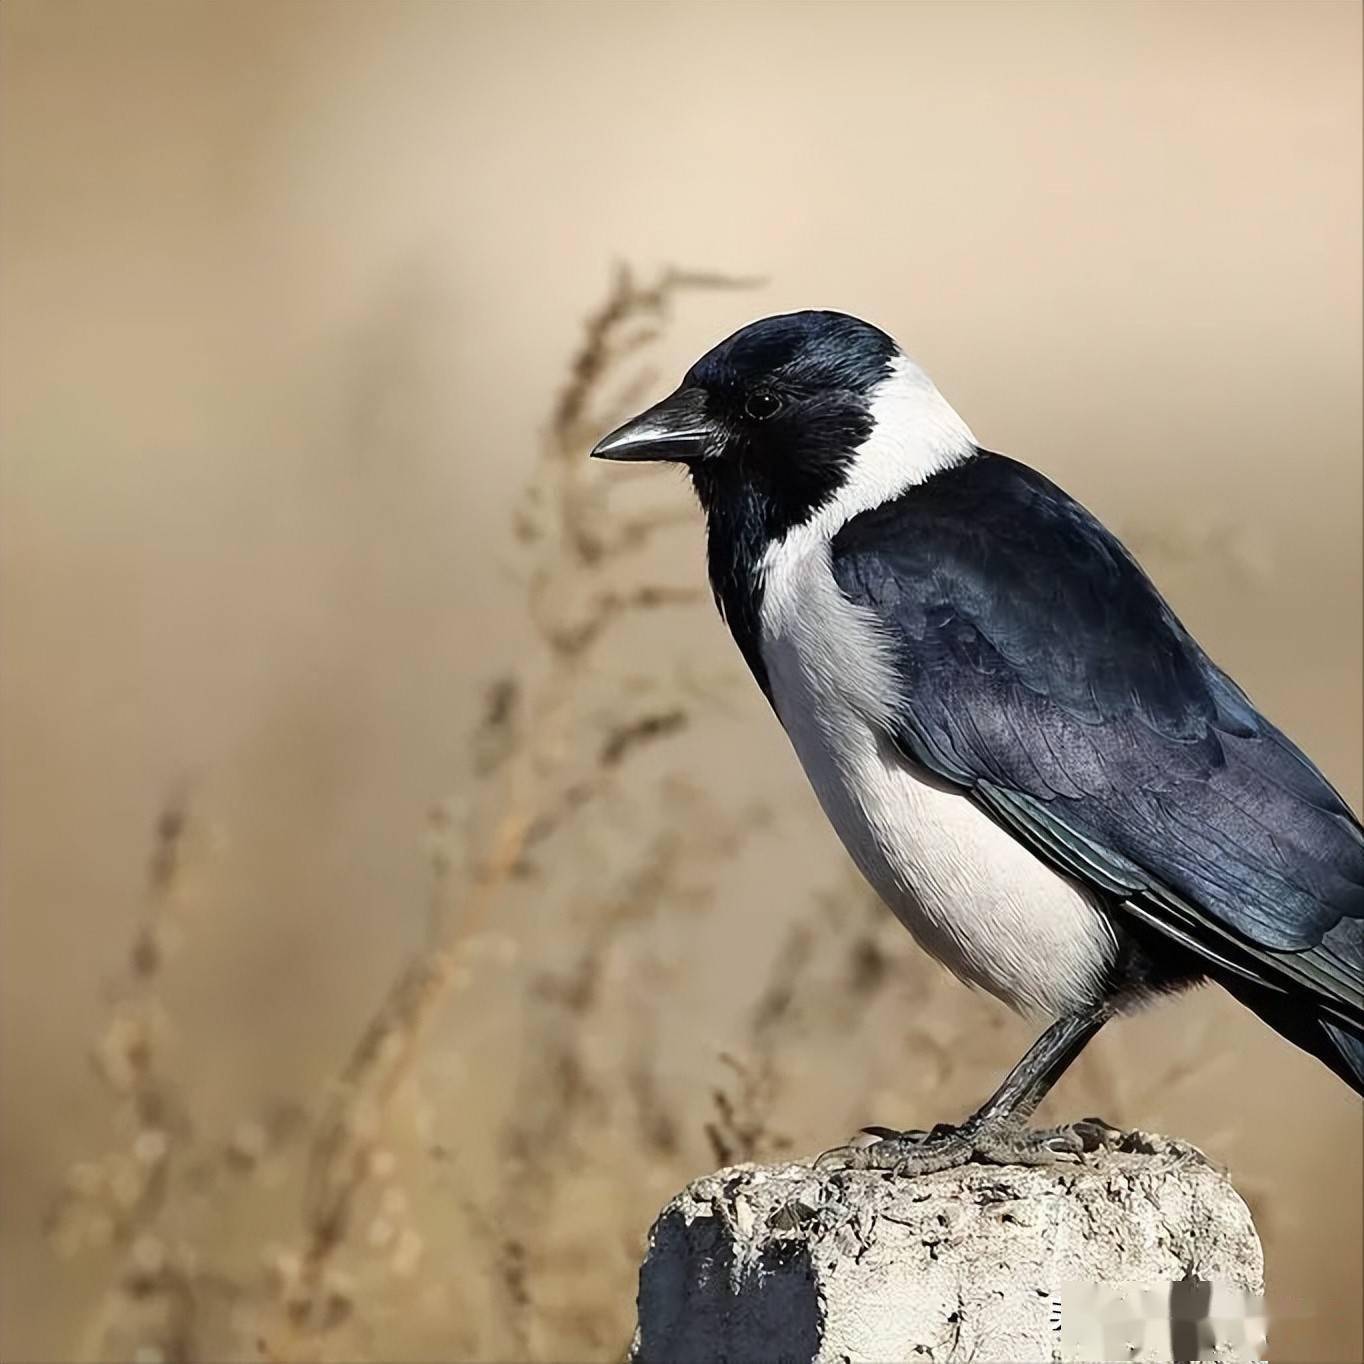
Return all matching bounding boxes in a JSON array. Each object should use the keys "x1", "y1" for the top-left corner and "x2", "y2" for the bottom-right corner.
[{"x1": 1322, "y1": 1018, "x2": 1364, "y2": 1096}]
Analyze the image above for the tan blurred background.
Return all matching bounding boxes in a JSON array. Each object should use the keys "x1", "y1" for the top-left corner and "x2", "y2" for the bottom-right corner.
[{"x1": 2, "y1": 2, "x2": 1360, "y2": 1360}]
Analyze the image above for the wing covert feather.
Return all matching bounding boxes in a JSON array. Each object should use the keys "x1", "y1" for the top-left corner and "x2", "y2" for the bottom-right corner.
[{"x1": 830, "y1": 453, "x2": 1364, "y2": 1022}]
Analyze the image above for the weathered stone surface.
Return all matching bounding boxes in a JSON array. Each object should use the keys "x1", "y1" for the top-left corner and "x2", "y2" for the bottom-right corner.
[{"x1": 631, "y1": 1137, "x2": 1265, "y2": 1363}]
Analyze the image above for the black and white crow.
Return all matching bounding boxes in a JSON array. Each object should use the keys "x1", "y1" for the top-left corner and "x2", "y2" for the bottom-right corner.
[{"x1": 592, "y1": 310, "x2": 1363, "y2": 1172}]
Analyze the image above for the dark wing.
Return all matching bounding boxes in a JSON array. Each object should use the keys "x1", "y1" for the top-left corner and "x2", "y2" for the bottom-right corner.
[{"x1": 830, "y1": 453, "x2": 1364, "y2": 1032}]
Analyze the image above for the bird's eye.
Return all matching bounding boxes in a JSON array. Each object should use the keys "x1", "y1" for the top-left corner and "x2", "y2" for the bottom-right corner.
[{"x1": 744, "y1": 389, "x2": 783, "y2": 421}]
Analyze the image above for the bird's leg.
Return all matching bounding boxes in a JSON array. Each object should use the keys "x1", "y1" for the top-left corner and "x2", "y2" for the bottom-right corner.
[{"x1": 819, "y1": 1003, "x2": 1121, "y2": 1176}]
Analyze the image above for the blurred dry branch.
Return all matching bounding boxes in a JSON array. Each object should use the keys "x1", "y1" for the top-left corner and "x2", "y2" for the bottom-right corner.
[
  {"x1": 47, "y1": 800, "x2": 205, "y2": 1363},
  {"x1": 267, "y1": 265, "x2": 758, "y2": 1360}
]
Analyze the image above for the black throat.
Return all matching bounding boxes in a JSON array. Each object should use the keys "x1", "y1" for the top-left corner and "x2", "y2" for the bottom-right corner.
[
  {"x1": 689, "y1": 432, "x2": 869, "y2": 707},
  {"x1": 697, "y1": 477, "x2": 777, "y2": 703}
]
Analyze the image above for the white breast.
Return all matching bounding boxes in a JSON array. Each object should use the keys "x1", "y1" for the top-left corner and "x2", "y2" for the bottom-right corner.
[{"x1": 757, "y1": 539, "x2": 1116, "y2": 1019}]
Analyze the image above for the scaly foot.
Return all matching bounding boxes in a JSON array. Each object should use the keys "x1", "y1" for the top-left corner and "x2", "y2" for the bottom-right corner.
[{"x1": 816, "y1": 1115, "x2": 1123, "y2": 1177}]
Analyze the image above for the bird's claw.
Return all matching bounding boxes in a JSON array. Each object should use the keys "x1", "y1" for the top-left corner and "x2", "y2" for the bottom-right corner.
[
  {"x1": 816, "y1": 1115, "x2": 1127, "y2": 1177},
  {"x1": 1067, "y1": 1115, "x2": 1125, "y2": 1153}
]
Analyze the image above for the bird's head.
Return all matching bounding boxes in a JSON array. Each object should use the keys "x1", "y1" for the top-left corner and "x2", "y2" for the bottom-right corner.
[{"x1": 591, "y1": 310, "x2": 976, "y2": 542}]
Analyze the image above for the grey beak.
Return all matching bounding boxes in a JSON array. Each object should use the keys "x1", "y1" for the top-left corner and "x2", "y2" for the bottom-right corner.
[{"x1": 590, "y1": 387, "x2": 713, "y2": 463}]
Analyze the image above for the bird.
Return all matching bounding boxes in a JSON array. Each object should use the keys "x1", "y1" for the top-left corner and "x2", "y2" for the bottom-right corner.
[{"x1": 590, "y1": 309, "x2": 1364, "y2": 1174}]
